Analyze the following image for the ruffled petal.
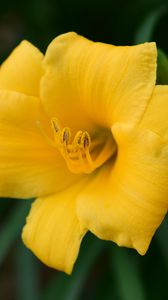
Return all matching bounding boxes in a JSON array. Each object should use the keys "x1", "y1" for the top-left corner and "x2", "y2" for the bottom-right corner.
[
  {"x1": 22, "y1": 180, "x2": 88, "y2": 274},
  {"x1": 0, "y1": 89, "x2": 78, "y2": 198},
  {"x1": 140, "y1": 85, "x2": 168, "y2": 140},
  {"x1": 77, "y1": 123, "x2": 168, "y2": 255},
  {"x1": 0, "y1": 41, "x2": 43, "y2": 96},
  {"x1": 41, "y1": 32, "x2": 156, "y2": 130}
]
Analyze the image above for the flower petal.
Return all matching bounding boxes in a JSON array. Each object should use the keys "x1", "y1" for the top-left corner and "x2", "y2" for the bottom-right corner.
[
  {"x1": 22, "y1": 180, "x2": 88, "y2": 274},
  {"x1": 41, "y1": 32, "x2": 156, "y2": 129},
  {"x1": 140, "y1": 85, "x2": 168, "y2": 140},
  {"x1": 0, "y1": 89, "x2": 78, "y2": 198},
  {"x1": 77, "y1": 123, "x2": 168, "y2": 255},
  {"x1": 0, "y1": 41, "x2": 44, "y2": 96}
]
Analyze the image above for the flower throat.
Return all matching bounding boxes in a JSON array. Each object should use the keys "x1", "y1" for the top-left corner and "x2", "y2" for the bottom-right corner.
[{"x1": 37, "y1": 118, "x2": 116, "y2": 174}]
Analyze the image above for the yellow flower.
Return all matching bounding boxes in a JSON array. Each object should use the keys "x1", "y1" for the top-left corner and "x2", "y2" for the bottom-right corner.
[{"x1": 0, "y1": 32, "x2": 167, "y2": 274}]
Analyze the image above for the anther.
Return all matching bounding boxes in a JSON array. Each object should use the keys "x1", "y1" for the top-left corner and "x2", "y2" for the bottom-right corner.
[
  {"x1": 82, "y1": 132, "x2": 90, "y2": 149},
  {"x1": 51, "y1": 118, "x2": 61, "y2": 133},
  {"x1": 62, "y1": 128, "x2": 71, "y2": 145},
  {"x1": 73, "y1": 131, "x2": 83, "y2": 149}
]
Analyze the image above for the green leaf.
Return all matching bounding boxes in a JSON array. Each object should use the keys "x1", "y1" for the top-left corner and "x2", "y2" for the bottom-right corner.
[
  {"x1": 134, "y1": 6, "x2": 166, "y2": 44},
  {"x1": 0, "y1": 200, "x2": 32, "y2": 265},
  {"x1": 110, "y1": 246, "x2": 146, "y2": 300},
  {"x1": 0, "y1": 198, "x2": 13, "y2": 216},
  {"x1": 14, "y1": 242, "x2": 40, "y2": 300},
  {"x1": 41, "y1": 233, "x2": 106, "y2": 300},
  {"x1": 156, "y1": 215, "x2": 168, "y2": 268},
  {"x1": 157, "y1": 48, "x2": 168, "y2": 84}
]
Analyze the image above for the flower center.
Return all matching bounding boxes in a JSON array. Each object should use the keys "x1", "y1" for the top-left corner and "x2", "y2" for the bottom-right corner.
[{"x1": 37, "y1": 118, "x2": 116, "y2": 174}]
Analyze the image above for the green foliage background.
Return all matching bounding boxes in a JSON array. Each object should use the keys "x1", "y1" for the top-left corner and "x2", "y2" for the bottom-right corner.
[{"x1": 0, "y1": 0, "x2": 168, "y2": 299}]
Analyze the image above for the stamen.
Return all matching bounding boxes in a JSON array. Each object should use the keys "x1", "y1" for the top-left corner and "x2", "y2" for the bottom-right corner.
[
  {"x1": 37, "y1": 117, "x2": 115, "y2": 174},
  {"x1": 82, "y1": 132, "x2": 90, "y2": 149},
  {"x1": 62, "y1": 128, "x2": 71, "y2": 145},
  {"x1": 51, "y1": 118, "x2": 61, "y2": 133},
  {"x1": 73, "y1": 131, "x2": 83, "y2": 150}
]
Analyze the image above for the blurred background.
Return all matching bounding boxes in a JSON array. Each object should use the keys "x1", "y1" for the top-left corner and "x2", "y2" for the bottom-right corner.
[{"x1": 0, "y1": 0, "x2": 168, "y2": 299}]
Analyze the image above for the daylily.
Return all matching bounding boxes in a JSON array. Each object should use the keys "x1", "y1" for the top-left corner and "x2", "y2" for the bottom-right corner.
[{"x1": 0, "y1": 32, "x2": 168, "y2": 274}]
